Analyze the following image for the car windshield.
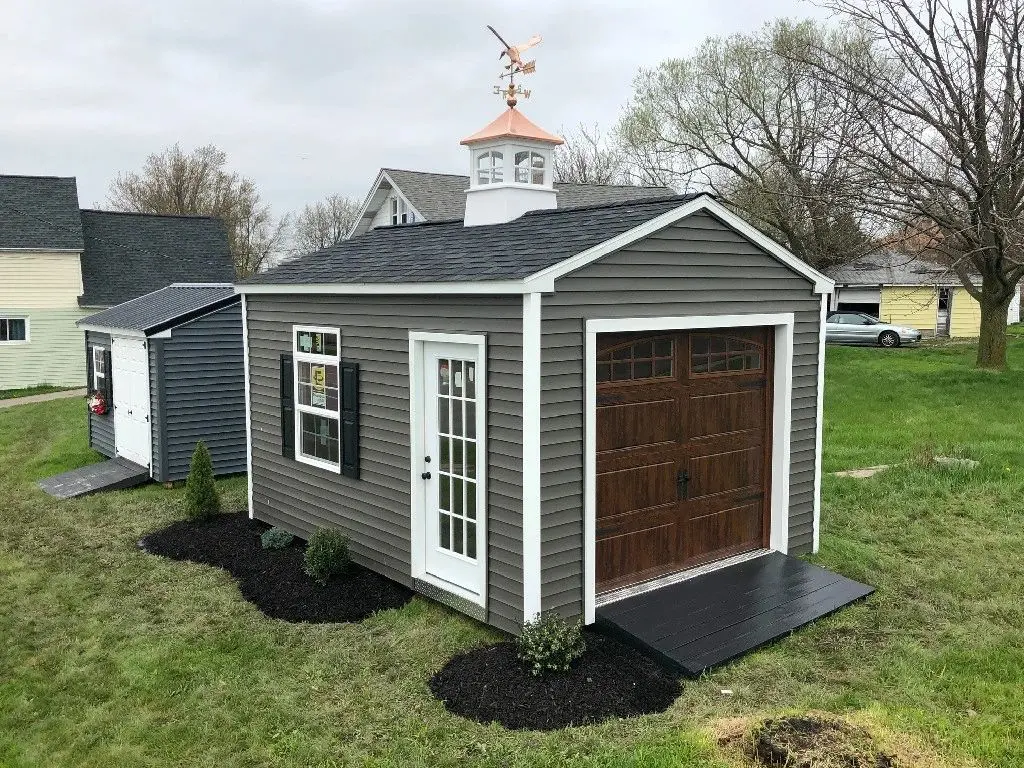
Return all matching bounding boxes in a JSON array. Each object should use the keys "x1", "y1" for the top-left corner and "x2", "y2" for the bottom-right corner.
[{"x1": 858, "y1": 314, "x2": 879, "y2": 324}]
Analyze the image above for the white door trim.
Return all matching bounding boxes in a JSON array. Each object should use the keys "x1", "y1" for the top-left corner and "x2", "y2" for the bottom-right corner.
[
  {"x1": 408, "y1": 331, "x2": 489, "y2": 607},
  {"x1": 583, "y1": 312, "x2": 795, "y2": 624},
  {"x1": 111, "y1": 333, "x2": 153, "y2": 474}
]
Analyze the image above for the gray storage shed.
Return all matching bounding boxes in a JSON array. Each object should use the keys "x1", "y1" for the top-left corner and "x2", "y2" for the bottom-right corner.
[
  {"x1": 238, "y1": 193, "x2": 835, "y2": 635},
  {"x1": 77, "y1": 283, "x2": 246, "y2": 482}
]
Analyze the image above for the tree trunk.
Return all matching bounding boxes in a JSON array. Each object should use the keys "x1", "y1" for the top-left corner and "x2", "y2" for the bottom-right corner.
[{"x1": 976, "y1": 287, "x2": 1012, "y2": 369}]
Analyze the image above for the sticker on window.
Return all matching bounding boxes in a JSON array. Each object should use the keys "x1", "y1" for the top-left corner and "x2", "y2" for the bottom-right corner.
[
  {"x1": 298, "y1": 332, "x2": 312, "y2": 353},
  {"x1": 311, "y1": 364, "x2": 327, "y2": 407}
]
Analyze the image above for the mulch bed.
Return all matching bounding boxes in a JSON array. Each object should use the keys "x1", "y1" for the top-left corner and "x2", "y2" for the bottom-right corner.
[
  {"x1": 429, "y1": 631, "x2": 681, "y2": 730},
  {"x1": 139, "y1": 512, "x2": 413, "y2": 623},
  {"x1": 753, "y1": 716, "x2": 896, "y2": 768}
]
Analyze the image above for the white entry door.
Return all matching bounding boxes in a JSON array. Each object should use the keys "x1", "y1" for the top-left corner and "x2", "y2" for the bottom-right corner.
[
  {"x1": 112, "y1": 335, "x2": 152, "y2": 469},
  {"x1": 415, "y1": 337, "x2": 487, "y2": 603}
]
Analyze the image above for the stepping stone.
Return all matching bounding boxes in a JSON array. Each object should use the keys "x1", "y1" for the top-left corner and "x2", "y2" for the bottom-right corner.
[{"x1": 833, "y1": 465, "x2": 890, "y2": 478}]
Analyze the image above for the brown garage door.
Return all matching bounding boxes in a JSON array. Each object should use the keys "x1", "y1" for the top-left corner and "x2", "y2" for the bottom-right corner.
[{"x1": 595, "y1": 328, "x2": 773, "y2": 593}]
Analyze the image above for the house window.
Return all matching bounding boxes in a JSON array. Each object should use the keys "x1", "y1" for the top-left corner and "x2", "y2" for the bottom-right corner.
[
  {"x1": 92, "y1": 346, "x2": 107, "y2": 391},
  {"x1": 597, "y1": 337, "x2": 674, "y2": 382},
  {"x1": 690, "y1": 334, "x2": 763, "y2": 375},
  {"x1": 390, "y1": 196, "x2": 415, "y2": 225},
  {"x1": 0, "y1": 317, "x2": 28, "y2": 344},
  {"x1": 294, "y1": 326, "x2": 341, "y2": 471},
  {"x1": 515, "y1": 150, "x2": 546, "y2": 184},
  {"x1": 476, "y1": 151, "x2": 504, "y2": 184}
]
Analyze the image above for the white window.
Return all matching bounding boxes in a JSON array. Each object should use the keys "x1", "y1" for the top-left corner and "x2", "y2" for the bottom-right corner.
[
  {"x1": 476, "y1": 151, "x2": 504, "y2": 184},
  {"x1": 92, "y1": 346, "x2": 107, "y2": 391},
  {"x1": 0, "y1": 317, "x2": 28, "y2": 344},
  {"x1": 293, "y1": 326, "x2": 342, "y2": 471},
  {"x1": 515, "y1": 150, "x2": 545, "y2": 184},
  {"x1": 390, "y1": 196, "x2": 415, "y2": 225}
]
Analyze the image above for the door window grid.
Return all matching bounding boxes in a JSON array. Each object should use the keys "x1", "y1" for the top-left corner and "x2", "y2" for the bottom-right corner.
[
  {"x1": 436, "y1": 357, "x2": 478, "y2": 560},
  {"x1": 596, "y1": 337, "x2": 674, "y2": 382},
  {"x1": 690, "y1": 334, "x2": 763, "y2": 375}
]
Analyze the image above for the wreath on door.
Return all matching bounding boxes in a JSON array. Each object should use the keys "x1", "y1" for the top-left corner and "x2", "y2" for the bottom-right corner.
[{"x1": 87, "y1": 391, "x2": 108, "y2": 415}]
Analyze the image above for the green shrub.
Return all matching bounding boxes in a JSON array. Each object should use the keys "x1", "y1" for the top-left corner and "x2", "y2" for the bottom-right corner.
[
  {"x1": 303, "y1": 527, "x2": 350, "y2": 584},
  {"x1": 260, "y1": 527, "x2": 294, "y2": 550},
  {"x1": 183, "y1": 441, "x2": 220, "y2": 522},
  {"x1": 515, "y1": 613, "x2": 586, "y2": 676}
]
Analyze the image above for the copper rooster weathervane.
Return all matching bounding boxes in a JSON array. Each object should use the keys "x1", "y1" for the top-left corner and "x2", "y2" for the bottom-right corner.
[{"x1": 487, "y1": 25, "x2": 542, "y2": 107}]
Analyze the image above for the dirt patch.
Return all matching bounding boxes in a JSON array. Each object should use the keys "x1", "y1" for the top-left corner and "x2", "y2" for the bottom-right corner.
[
  {"x1": 428, "y1": 632, "x2": 681, "y2": 730},
  {"x1": 140, "y1": 512, "x2": 413, "y2": 623},
  {"x1": 753, "y1": 715, "x2": 895, "y2": 767}
]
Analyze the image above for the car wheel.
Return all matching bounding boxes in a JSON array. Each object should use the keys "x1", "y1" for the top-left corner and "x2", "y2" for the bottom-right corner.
[{"x1": 879, "y1": 330, "x2": 900, "y2": 348}]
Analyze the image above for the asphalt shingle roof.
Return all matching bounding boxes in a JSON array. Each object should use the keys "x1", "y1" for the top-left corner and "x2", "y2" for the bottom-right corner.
[
  {"x1": 827, "y1": 250, "x2": 963, "y2": 286},
  {"x1": 247, "y1": 195, "x2": 700, "y2": 285},
  {"x1": 79, "y1": 210, "x2": 234, "y2": 306},
  {"x1": 77, "y1": 284, "x2": 238, "y2": 335},
  {"x1": 381, "y1": 168, "x2": 676, "y2": 223},
  {"x1": 0, "y1": 175, "x2": 84, "y2": 250}
]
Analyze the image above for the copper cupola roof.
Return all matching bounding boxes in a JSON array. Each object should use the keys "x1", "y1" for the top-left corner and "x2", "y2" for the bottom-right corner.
[{"x1": 460, "y1": 107, "x2": 564, "y2": 146}]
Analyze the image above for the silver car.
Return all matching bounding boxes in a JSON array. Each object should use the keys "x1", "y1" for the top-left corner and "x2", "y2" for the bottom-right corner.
[{"x1": 826, "y1": 311, "x2": 923, "y2": 347}]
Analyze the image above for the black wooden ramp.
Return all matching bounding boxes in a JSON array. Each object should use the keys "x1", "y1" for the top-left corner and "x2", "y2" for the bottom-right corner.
[
  {"x1": 596, "y1": 552, "x2": 874, "y2": 677},
  {"x1": 38, "y1": 457, "x2": 150, "y2": 499}
]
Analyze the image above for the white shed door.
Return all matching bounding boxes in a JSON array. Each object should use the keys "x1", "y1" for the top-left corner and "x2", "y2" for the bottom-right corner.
[{"x1": 112, "y1": 336, "x2": 152, "y2": 469}]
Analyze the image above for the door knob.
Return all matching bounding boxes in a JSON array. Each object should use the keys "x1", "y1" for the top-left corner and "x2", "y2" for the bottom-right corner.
[{"x1": 421, "y1": 471, "x2": 432, "y2": 480}]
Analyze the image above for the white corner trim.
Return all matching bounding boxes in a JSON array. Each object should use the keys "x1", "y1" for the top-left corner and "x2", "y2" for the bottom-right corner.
[
  {"x1": 523, "y1": 195, "x2": 834, "y2": 295},
  {"x1": 234, "y1": 280, "x2": 547, "y2": 296},
  {"x1": 408, "y1": 330, "x2": 489, "y2": 608},
  {"x1": 812, "y1": 294, "x2": 827, "y2": 553},
  {"x1": 521, "y1": 292, "x2": 543, "y2": 623},
  {"x1": 582, "y1": 312, "x2": 795, "y2": 626},
  {"x1": 242, "y1": 294, "x2": 254, "y2": 520}
]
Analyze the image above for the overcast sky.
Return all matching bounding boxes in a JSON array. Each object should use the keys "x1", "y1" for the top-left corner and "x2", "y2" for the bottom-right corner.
[{"x1": 1, "y1": 0, "x2": 829, "y2": 215}]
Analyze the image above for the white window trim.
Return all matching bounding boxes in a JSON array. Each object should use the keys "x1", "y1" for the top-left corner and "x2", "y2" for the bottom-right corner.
[
  {"x1": 408, "y1": 331, "x2": 489, "y2": 608},
  {"x1": 92, "y1": 345, "x2": 106, "y2": 391},
  {"x1": 292, "y1": 324, "x2": 343, "y2": 473},
  {"x1": 0, "y1": 316, "x2": 30, "y2": 345},
  {"x1": 514, "y1": 149, "x2": 546, "y2": 185},
  {"x1": 476, "y1": 150, "x2": 504, "y2": 184},
  {"x1": 582, "y1": 312, "x2": 795, "y2": 625}
]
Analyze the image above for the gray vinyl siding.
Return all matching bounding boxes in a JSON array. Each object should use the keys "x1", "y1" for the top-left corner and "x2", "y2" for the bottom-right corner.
[
  {"x1": 246, "y1": 295, "x2": 524, "y2": 634},
  {"x1": 539, "y1": 211, "x2": 822, "y2": 617},
  {"x1": 85, "y1": 330, "x2": 114, "y2": 457},
  {"x1": 154, "y1": 302, "x2": 247, "y2": 482}
]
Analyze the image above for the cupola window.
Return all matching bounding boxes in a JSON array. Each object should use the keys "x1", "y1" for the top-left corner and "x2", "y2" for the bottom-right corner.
[
  {"x1": 476, "y1": 151, "x2": 504, "y2": 184},
  {"x1": 515, "y1": 151, "x2": 546, "y2": 184}
]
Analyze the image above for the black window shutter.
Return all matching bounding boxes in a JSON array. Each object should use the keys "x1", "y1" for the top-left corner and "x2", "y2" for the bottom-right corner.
[
  {"x1": 102, "y1": 349, "x2": 113, "y2": 404},
  {"x1": 280, "y1": 353, "x2": 295, "y2": 459},
  {"x1": 340, "y1": 361, "x2": 360, "y2": 478}
]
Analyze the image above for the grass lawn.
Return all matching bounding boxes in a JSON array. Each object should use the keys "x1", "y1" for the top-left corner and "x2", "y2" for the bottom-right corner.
[
  {"x1": 0, "y1": 384, "x2": 79, "y2": 401},
  {"x1": 1, "y1": 342, "x2": 1022, "y2": 767}
]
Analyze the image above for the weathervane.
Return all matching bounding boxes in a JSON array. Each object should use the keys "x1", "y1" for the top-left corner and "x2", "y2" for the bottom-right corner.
[{"x1": 486, "y1": 25, "x2": 542, "y2": 108}]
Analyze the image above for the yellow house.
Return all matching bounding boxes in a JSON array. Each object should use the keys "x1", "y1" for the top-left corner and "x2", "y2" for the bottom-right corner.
[
  {"x1": 0, "y1": 175, "x2": 234, "y2": 390},
  {"x1": 827, "y1": 251, "x2": 1020, "y2": 337}
]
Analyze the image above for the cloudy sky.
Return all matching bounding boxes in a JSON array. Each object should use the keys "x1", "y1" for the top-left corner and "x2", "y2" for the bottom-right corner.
[{"x1": 1, "y1": 0, "x2": 829, "y2": 216}]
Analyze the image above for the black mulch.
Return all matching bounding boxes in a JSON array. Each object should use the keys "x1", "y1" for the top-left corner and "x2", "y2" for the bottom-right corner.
[
  {"x1": 139, "y1": 512, "x2": 413, "y2": 623},
  {"x1": 428, "y1": 631, "x2": 682, "y2": 730}
]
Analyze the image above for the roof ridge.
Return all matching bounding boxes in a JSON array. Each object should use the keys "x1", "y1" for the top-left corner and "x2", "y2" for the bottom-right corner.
[
  {"x1": 524, "y1": 193, "x2": 704, "y2": 217},
  {"x1": 383, "y1": 168, "x2": 469, "y2": 179},
  {"x1": 81, "y1": 208, "x2": 220, "y2": 221}
]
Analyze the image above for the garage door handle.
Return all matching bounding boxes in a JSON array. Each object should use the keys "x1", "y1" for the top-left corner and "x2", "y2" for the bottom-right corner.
[{"x1": 677, "y1": 470, "x2": 690, "y2": 500}]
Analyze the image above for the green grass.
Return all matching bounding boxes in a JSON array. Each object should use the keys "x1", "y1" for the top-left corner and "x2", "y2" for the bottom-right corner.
[
  {"x1": 0, "y1": 384, "x2": 79, "y2": 401},
  {"x1": 1, "y1": 344, "x2": 1022, "y2": 767}
]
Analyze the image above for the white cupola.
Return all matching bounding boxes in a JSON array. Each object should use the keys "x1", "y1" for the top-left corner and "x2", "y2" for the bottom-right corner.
[{"x1": 460, "y1": 106, "x2": 564, "y2": 226}]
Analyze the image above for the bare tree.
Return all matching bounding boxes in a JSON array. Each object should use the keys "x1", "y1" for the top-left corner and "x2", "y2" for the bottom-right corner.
[
  {"x1": 108, "y1": 144, "x2": 286, "y2": 277},
  {"x1": 553, "y1": 123, "x2": 626, "y2": 184},
  {"x1": 618, "y1": 19, "x2": 880, "y2": 270},
  {"x1": 290, "y1": 193, "x2": 361, "y2": 254},
  {"x1": 804, "y1": 0, "x2": 1024, "y2": 368}
]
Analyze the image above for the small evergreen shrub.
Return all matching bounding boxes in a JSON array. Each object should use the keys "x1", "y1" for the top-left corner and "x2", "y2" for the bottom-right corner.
[
  {"x1": 260, "y1": 527, "x2": 294, "y2": 550},
  {"x1": 183, "y1": 441, "x2": 220, "y2": 522},
  {"x1": 515, "y1": 613, "x2": 586, "y2": 676},
  {"x1": 303, "y1": 527, "x2": 350, "y2": 584}
]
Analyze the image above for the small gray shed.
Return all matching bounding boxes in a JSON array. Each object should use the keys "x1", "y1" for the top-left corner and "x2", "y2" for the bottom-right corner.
[{"x1": 77, "y1": 283, "x2": 246, "y2": 482}]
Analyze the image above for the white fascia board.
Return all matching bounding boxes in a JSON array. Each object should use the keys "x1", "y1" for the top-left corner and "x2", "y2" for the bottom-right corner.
[
  {"x1": 77, "y1": 324, "x2": 172, "y2": 338},
  {"x1": 523, "y1": 195, "x2": 834, "y2": 295},
  {"x1": 235, "y1": 280, "x2": 548, "y2": 296}
]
